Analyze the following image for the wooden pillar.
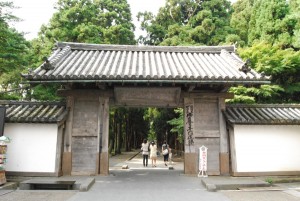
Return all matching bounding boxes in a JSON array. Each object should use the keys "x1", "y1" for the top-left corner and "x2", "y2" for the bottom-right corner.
[
  {"x1": 97, "y1": 97, "x2": 109, "y2": 175},
  {"x1": 219, "y1": 98, "x2": 229, "y2": 175},
  {"x1": 184, "y1": 98, "x2": 197, "y2": 175},
  {"x1": 62, "y1": 96, "x2": 74, "y2": 175}
]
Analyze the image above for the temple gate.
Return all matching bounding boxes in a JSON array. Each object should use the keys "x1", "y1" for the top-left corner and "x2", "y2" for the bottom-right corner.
[{"x1": 24, "y1": 42, "x2": 269, "y2": 175}]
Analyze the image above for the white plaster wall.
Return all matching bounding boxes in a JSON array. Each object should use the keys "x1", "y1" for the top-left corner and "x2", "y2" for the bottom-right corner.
[
  {"x1": 4, "y1": 123, "x2": 58, "y2": 173},
  {"x1": 234, "y1": 125, "x2": 300, "y2": 172}
]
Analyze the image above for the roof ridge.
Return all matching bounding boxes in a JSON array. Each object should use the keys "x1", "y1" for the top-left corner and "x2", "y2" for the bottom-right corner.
[
  {"x1": 226, "y1": 104, "x2": 300, "y2": 108},
  {"x1": 55, "y1": 42, "x2": 236, "y2": 53},
  {"x1": 0, "y1": 100, "x2": 65, "y2": 106}
]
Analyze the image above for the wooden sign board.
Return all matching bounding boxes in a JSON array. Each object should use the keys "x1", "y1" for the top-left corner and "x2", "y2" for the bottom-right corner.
[{"x1": 198, "y1": 146, "x2": 208, "y2": 177}]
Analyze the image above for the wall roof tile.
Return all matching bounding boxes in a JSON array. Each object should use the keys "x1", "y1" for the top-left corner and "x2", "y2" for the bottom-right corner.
[
  {"x1": 224, "y1": 104, "x2": 300, "y2": 125},
  {"x1": 0, "y1": 101, "x2": 67, "y2": 123}
]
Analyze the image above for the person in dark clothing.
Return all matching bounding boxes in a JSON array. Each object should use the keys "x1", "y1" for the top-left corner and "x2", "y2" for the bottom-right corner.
[
  {"x1": 162, "y1": 140, "x2": 169, "y2": 166},
  {"x1": 141, "y1": 139, "x2": 149, "y2": 167}
]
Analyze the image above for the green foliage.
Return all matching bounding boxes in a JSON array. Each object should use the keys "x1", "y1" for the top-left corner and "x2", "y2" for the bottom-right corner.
[
  {"x1": 0, "y1": 1, "x2": 30, "y2": 100},
  {"x1": 167, "y1": 108, "x2": 184, "y2": 143},
  {"x1": 239, "y1": 42, "x2": 300, "y2": 78},
  {"x1": 247, "y1": 0, "x2": 296, "y2": 48},
  {"x1": 144, "y1": 108, "x2": 160, "y2": 141},
  {"x1": 138, "y1": 0, "x2": 233, "y2": 46},
  {"x1": 231, "y1": 0, "x2": 300, "y2": 48},
  {"x1": 109, "y1": 107, "x2": 149, "y2": 153},
  {"x1": 0, "y1": 92, "x2": 21, "y2": 100},
  {"x1": 230, "y1": 0, "x2": 254, "y2": 46},
  {"x1": 288, "y1": 0, "x2": 300, "y2": 48},
  {"x1": 143, "y1": 108, "x2": 178, "y2": 144},
  {"x1": 225, "y1": 34, "x2": 245, "y2": 47},
  {"x1": 228, "y1": 85, "x2": 284, "y2": 103},
  {"x1": 236, "y1": 42, "x2": 300, "y2": 103},
  {"x1": 265, "y1": 177, "x2": 274, "y2": 185},
  {"x1": 30, "y1": 84, "x2": 62, "y2": 101},
  {"x1": 41, "y1": 0, "x2": 135, "y2": 45}
]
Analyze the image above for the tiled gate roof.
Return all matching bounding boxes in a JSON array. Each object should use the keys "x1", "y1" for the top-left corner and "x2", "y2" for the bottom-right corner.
[
  {"x1": 0, "y1": 101, "x2": 68, "y2": 123},
  {"x1": 24, "y1": 42, "x2": 269, "y2": 85},
  {"x1": 224, "y1": 104, "x2": 300, "y2": 125}
]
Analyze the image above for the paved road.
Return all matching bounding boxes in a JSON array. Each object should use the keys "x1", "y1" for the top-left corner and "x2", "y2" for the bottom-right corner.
[
  {"x1": 222, "y1": 190, "x2": 300, "y2": 201},
  {"x1": 0, "y1": 151, "x2": 300, "y2": 201},
  {"x1": 68, "y1": 169, "x2": 231, "y2": 201}
]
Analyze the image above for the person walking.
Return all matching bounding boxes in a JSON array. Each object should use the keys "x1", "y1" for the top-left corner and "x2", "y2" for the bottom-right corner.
[
  {"x1": 149, "y1": 141, "x2": 157, "y2": 167},
  {"x1": 162, "y1": 140, "x2": 169, "y2": 166},
  {"x1": 141, "y1": 139, "x2": 149, "y2": 167}
]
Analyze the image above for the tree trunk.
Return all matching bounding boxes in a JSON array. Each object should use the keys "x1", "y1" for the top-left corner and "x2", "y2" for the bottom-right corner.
[
  {"x1": 108, "y1": 139, "x2": 113, "y2": 154},
  {"x1": 116, "y1": 122, "x2": 121, "y2": 154}
]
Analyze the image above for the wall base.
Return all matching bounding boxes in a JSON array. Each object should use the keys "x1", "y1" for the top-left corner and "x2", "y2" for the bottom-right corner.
[
  {"x1": 232, "y1": 171, "x2": 300, "y2": 177},
  {"x1": 6, "y1": 171, "x2": 59, "y2": 177}
]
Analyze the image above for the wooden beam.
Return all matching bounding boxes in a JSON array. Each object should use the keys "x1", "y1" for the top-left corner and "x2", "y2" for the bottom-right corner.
[
  {"x1": 57, "y1": 89, "x2": 114, "y2": 98},
  {"x1": 114, "y1": 87, "x2": 182, "y2": 107},
  {"x1": 182, "y1": 92, "x2": 234, "y2": 99}
]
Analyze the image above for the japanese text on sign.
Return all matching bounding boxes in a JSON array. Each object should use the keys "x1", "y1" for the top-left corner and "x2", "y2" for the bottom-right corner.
[
  {"x1": 198, "y1": 146, "x2": 208, "y2": 177},
  {"x1": 185, "y1": 105, "x2": 194, "y2": 147}
]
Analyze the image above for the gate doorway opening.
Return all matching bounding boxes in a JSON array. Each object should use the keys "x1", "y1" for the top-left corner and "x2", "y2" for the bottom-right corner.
[{"x1": 108, "y1": 107, "x2": 185, "y2": 172}]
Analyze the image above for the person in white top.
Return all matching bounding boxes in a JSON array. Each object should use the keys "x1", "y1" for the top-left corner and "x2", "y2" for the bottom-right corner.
[
  {"x1": 141, "y1": 139, "x2": 149, "y2": 167},
  {"x1": 149, "y1": 141, "x2": 157, "y2": 167}
]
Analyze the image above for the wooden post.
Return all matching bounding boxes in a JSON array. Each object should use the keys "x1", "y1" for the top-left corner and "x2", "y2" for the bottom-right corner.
[{"x1": 98, "y1": 97, "x2": 109, "y2": 175}]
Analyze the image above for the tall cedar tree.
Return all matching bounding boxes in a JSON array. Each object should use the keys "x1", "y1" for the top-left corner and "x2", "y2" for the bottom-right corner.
[
  {"x1": 230, "y1": 0, "x2": 254, "y2": 46},
  {"x1": 138, "y1": 0, "x2": 234, "y2": 46},
  {"x1": 288, "y1": 0, "x2": 300, "y2": 48},
  {"x1": 0, "y1": 1, "x2": 30, "y2": 100},
  {"x1": 248, "y1": 0, "x2": 294, "y2": 48},
  {"x1": 229, "y1": 0, "x2": 300, "y2": 103}
]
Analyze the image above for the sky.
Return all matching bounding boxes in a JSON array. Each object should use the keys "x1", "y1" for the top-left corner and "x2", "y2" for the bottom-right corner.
[{"x1": 10, "y1": 0, "x2": 165, "y2": 40}]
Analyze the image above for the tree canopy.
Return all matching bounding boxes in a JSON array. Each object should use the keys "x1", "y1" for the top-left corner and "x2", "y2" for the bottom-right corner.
[
  {"x1": 0, "y1": 1, "x2": 30, "y2": 100},
  {"x1": 228, "y1": 0, "x2": 300, "y2": 103},
  {"x1": 138, "y1": 0, "x2": 234, "y2": 46},
  {"x1": 42, "y1": 0, "x2": 136, "y2": 44}
]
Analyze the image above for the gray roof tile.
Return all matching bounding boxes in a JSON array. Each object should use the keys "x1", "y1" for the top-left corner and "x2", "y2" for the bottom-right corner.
[
  {"x1": 0, "y1": 101, "x2": 68, "y2": 123},
  {"x1": 224, "y1": 104, "x2": 300, "y2": 124},
  {"x1": 24, "y1": 42, "x2": 270, "y2": 84}
]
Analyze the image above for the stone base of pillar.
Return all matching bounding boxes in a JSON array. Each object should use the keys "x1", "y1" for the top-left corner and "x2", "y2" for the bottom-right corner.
[
  {"x1": 184, "y1": 152, "x2": 198, "y2": 175},
  {"x1": 62, "y1": 152, "x2": 72, "y2": 175},
  {"x1": 97, "y1": 152, "x2": 109, "y2": 175},
  {"x1": 220, "y1": 152, "x2": 230, "y2": 175}
]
